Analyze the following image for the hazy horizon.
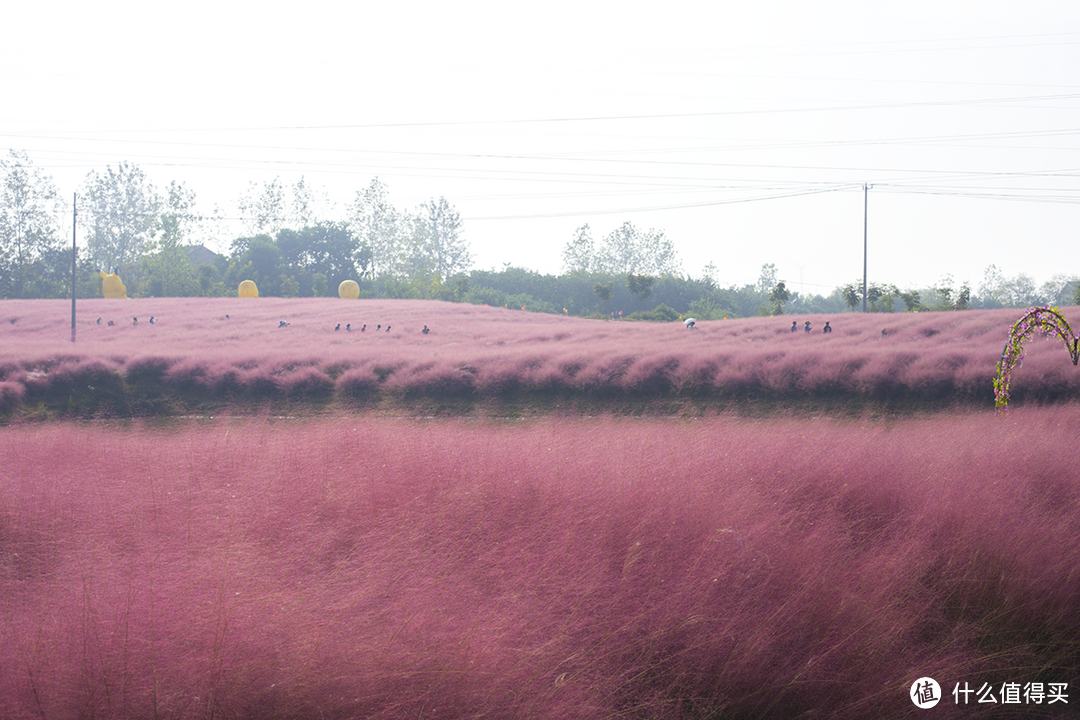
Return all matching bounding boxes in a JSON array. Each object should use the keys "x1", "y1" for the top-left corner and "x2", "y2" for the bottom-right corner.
[{"x1": 3, "y1": 0, "x2": 1078, "y2": 295}]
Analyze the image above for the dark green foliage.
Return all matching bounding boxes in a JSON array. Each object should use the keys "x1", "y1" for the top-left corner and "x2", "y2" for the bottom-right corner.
[
  {"x1": 769, "y1": 280, "x2": 791, "y2": 315},
  {"x1": 626, "y1": 273, "x2": 654, "y2": 301}
]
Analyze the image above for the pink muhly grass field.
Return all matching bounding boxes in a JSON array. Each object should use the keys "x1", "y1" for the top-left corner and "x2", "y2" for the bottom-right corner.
[
  {"x1": 2, "y1": 411, "x2": 1078, "y2": 719},
  {"x1": 1, "y1": 298, "x2": 1079, "y2": 413}
]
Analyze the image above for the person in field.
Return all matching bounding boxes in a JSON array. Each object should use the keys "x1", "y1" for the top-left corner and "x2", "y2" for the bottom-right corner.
[
  {"x1": 96, "y1": 317, "x2": 101, "y2": 325},
  {"x1": 361, "y1": 324, "x2": 366, "y2": 332},
  {"x1": 133, "y1": 317, "x2": 138, "y2": 326},
  {"x1": 791, "y1": 321, "x2": 798, "y2": 332},
  {"x1": 422, "y1": 325, "x2": 430, "y2": 334},
  {"x1": 803, "y1": 320, "x2": 811, "y2": 332},
  {"x1": 882, "y1": 328, "x2": 888, "y2": 338},
  {"x1": 335, "y1": 323, "x2": 340, "y2": 331},
  {"x1": 149, "y1": 316, "x2": 156, "y2": 325},
  {"x1": 823, "y1": 321, "x2": 832, "y2": 333}
]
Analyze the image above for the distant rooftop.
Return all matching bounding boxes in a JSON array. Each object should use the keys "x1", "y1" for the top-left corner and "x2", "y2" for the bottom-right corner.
[{"x1": 185, "y1": 244, "x2": 220, "y2": 268}]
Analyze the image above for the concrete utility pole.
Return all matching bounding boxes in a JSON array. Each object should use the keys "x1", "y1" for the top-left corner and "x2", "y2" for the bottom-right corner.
[
  {"x1": 862, "y1": 183, "x2": 870, "y2": 313},
  {"x1": 71, "y1": 193, "x2": 77, "y2": 343}
]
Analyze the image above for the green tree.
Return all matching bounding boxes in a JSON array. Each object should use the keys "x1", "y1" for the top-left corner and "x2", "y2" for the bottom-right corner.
[
  {"x1": 593, "y1": 280, "x2": 613, "y2": 310},
  {"x1": 1039, "y1": 275, "x2": 1079, "y2": 306},
  {"x1": 756, "y1": 263, "x2": 778, "y2": 294},
  {"x1": 277, "y1": 222, "x2": 365, "y2": 293},
  {"x1": 158, "y1": 180, "x2": 198, "y2": 248},
  {"x1": 227, "y1": 235, "x2": 283, "y2": 295},
  {"x1": 81, "y1": 162, "x2": 161, "y2": 272},
  {"x1": 866, "y1": 283, "x2": 884, "y2": 311},
  {"x1": 627, "y1": 273, "x2": 655, "y2": 302},
  {"x1": 403, "y1": 197, "x2": 471, "y2": 281},
  {"x1": 280, "y1": 273, "x2": 300, "y2": 298},
  {"x1": 899, "y1": 289, "x2": 921, "y2": 312},
  {"x1": 237, "y1": 177, "x2": 286, "y2": 236},
  {"x1": 350, "y1": 177, "x2": 402, "y2": 281},
  {"x1": 1005, "y1": 273, "x2": 1040, "y2": 307},
  {"x1": 197, "y1": 263, "x2": 215, "y2": 296},
  {"x1": 562, "y1": 224, "x2": 595, "y2": 273},
  {"x1": 934, "y1": 275, "x2": 955, "y2": 310},
  {"x1": 0, "y1": 150, "x2": 65, "y2": 297},
  {"x1": 769, "y1": 280, "x2": 791, "y2": 315},
  {"x1": 141, "y1": 245, "x2": 198, "y2": 296},
  {"x1": 594, "y1": 221, "x2": 680, "y2": 276},
  {"x1": 977, "y1": 264, "x2": 1009, "y2": 308},
  {"x1": 955, "y1": 282, "x2": 972, "y2": 310},
  {"x1": 290, "y1": 175, "x2": 326, "y2": 229},
  {"x1": 841, "y1": 282, "x2": 861, "y2": 312}
]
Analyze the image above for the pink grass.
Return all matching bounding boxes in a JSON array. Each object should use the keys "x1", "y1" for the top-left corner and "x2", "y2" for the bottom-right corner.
[
  {"x1": 1, "y1": 412, "x2": 1078, "y2": 718},
  {"x1": 1, "y1": 299, "x2": 1080, "y2": 414}
]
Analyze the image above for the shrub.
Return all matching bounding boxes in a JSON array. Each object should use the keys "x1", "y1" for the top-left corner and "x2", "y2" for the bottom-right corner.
[
  {"x1": 335, "y1": 366, "x2": 381, "y2": 400},
  {"x1": 0, "y1": 380, "x2": 24, "y2": 413}
]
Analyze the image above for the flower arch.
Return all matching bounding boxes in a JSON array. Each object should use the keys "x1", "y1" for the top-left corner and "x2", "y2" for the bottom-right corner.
[{"x1": 994, "y1": 306, "x2": 1080, "y2": 412}]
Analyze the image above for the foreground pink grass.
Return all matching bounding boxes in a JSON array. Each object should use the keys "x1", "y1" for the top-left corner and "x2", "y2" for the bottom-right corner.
[
  {"x1": 1, "y1": 412, "x2": 1078, "y2": 718},
  {"x1": 1, "y1": 299, "x2": 1079, "y2": 414}
]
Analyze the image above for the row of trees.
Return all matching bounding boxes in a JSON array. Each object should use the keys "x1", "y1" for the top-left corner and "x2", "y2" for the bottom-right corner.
[
  {"x1": 830, "y1": 270, "x2": 1079, "y2": 314},
  {"x1": 2, "y1": 149, "x2": 1078, "y2": 316},
  {"x1": 0, "y1": 151, "x2": 474, "y2": 301}
]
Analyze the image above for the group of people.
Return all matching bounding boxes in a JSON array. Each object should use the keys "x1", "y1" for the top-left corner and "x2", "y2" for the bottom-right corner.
[
  {"x1": 90, "y1": 314, "x2": 430, "y2": 334},
  {"x1": 789, "y1": 320, "x2": 890, "y2": 337},
  {"x1": 95, "y1": 316, "x2": 156, "y2": 327},
  {"x1": 330, "y1": 323, "x2": 395, "y2": 332},
  {"x1": 270, "y1": 321, "x2": 431, "y2": 333},
  {"x1": 791, "y1": 320, "x2": 833, "y2": 334}
]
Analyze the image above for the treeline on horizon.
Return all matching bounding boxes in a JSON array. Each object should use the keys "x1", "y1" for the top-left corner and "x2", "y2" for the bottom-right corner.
[{"x1": 2, "y1": 149, "x2": 1079, "y2": 318}]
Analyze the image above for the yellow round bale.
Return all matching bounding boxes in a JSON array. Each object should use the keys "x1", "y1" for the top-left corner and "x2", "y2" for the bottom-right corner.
[
  {"x1": 238, "y1": 280, "x2": 259, "y2": 298},
  {"x1": 338, "y1": 280, "x2": 360, "y2": 299}
]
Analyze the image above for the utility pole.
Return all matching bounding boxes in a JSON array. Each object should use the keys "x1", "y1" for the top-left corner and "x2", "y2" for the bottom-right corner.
[
  {"x1": 862, "y1": 183, "x2": 870, "y2": 313},
  {"x1": 71, "y1": 193, "x2": 77, "y2": 343}
]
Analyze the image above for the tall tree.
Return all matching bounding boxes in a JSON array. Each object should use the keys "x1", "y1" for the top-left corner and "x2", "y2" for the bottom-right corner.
[
  {"x1": 0, "y1": 150, "x2": 64, "y2": 296},
  {"x1": 1005, "y1": 273, "x2": 1040, "y2": 307},
  {"x1": 237, "y1": 177, "x2": 287, "y2": 236},
  {"x1": 349, "y1": 177, "x2": 401, "y2": 280},
  {"x1": 411, "y1": 197, "x2": 471, "y2": 280},
  {"x1": 594, "y1": 221, "x2": 680, "y2": 276},
  {"x1": 289, "y1": 175, "x2": 333, "y2": 229},
  {"x1": 81, "y1": 161, "x2": 161, "y2": 272},
  {"x1": 561, "y1": 224, "x2": 595, "y2": 274},
  {"x1": 841, "y1": 282, "x2": 861, "y2": 312},
  {"x1": 769, "y1": 280, "x2": 791, "y2": 315},
  {"x1": 977, "y1": 264, "x2": 1009, "y2": 308},
  {"x1": 755, "y1": 263, "x2": 778, "y2": 295},
  {"x1": 157, "y1": 180, "x2": 198, "y2": 248}
]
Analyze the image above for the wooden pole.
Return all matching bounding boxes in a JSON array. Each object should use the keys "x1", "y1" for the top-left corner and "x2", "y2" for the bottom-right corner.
[
  {"x1": 71, "y1": 192, "x2": 77, "y2": 343},
  {"x1": 862, "y1": 184, "x2": 868, "y2": 313}
]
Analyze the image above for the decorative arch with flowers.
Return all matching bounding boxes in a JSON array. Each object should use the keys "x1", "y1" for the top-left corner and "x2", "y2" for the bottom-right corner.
[{"x1": 994, "y1": 306, "x2": 1080, "y2": 412}]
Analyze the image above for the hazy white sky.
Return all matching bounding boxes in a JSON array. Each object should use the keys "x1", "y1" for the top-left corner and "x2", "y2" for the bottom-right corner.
[{"x1": 2, "y1": 0, "x2": 1078, "y2": 295}]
